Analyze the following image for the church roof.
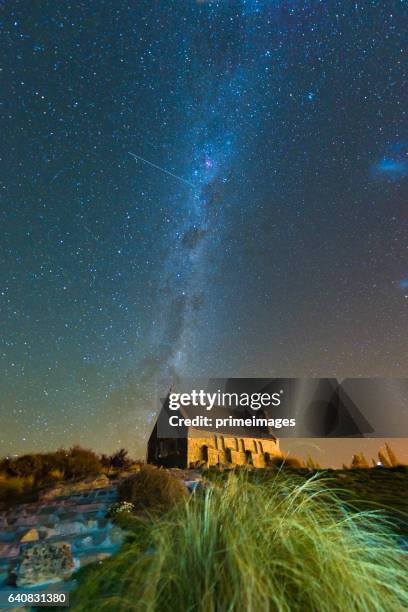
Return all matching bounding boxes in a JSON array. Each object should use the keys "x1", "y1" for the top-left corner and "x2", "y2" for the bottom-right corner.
[{"x1": 159, "y1": 396, "x2": 277, "y2": 440}]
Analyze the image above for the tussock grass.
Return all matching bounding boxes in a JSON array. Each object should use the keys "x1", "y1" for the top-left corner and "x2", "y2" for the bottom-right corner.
[{"x1": 70, "y1": 472, "x2": 407, "y2": 612}]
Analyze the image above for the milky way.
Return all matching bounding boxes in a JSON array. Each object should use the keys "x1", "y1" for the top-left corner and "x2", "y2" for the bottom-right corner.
[
  {"x1": 1, "y1": 1, "x2": 408, "y2": 459},
  {"x1": 145, "y1": 6, "x2": 271, "y2": 386}
]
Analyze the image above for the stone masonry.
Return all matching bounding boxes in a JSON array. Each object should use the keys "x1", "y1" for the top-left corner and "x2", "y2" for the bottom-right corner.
[{"x1": 187, "y1": 432, "x2": 280, "y2": 468}]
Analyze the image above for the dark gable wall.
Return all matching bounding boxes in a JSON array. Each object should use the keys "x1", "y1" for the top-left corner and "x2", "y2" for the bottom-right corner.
[{"x1": 147, "y1": 423, "x2": 188, "y2": 468}]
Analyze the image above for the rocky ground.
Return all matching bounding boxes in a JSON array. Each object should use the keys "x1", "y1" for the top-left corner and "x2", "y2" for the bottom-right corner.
[
  {"x1": 0, "y1": 469, "x2": 203, "y2": 604},
  {"x1": 0, "y1": 475, "x2": 124, "y2": 593}
]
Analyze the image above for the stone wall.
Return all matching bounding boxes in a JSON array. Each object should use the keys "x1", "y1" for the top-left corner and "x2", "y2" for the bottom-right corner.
[{"x1": 187, "y1": 432, "x2": 280, "y2": 468}]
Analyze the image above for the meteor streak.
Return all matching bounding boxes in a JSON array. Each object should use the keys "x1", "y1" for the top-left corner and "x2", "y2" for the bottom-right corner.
[{"x1": 128, "y1": 152, "x2": 196, "y2": 188}]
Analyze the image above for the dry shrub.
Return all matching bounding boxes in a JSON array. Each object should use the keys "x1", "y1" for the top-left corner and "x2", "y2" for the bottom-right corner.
[
  {"x1": 64, "y1": 446, "x2": 102, "y2": 479},
  {"x1": 118, "y1": 464, "x2": 187, "y2": 514},
  {"x1": 0, "y1": 475, "x2": 35, "y2": 506},
  {"x1": 269, "y1": 454, "x2": 305, "y2": 468},
  {"x1": 48, "y1": 468, "x2": 65, "y2": 481},
  {"x1": 0, "y1": 446, "x2": 103, "y2": 485}
]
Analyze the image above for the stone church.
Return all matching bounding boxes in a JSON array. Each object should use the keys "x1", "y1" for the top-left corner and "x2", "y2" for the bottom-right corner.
[{"x1": 147, "y1": 394, "x2": 281, "y2": 469}]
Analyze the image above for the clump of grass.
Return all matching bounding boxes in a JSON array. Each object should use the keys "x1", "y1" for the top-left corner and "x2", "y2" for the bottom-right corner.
[
  {"x1": 70, "y1": 472, "x2": 407, "y2": 612},
  {"x1": 118, "y1": 464, "x2": 187, "y2": 514}
]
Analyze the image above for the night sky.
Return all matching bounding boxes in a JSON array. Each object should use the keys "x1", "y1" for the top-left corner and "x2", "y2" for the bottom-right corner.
[{"x1": 1, "y1": 1, "x2": 408, "y2": 465}]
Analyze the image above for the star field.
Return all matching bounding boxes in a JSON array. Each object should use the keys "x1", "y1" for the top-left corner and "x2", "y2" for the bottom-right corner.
[{"x1": 1, "y1": 1, "x2": 408, "y2": 461}]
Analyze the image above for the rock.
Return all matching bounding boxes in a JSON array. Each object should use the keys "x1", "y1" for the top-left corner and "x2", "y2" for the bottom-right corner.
[
  {"x1": 73, "y1": 535, "x2": 93, "y2": 549},
  {"x1": 184, "y1": 480, "x2": 202, "y2": 494},
  {"x1": 20, "y1": 528, "x2": 39, "y2": 543},
  {"x1": 55, "y1": 521, "x2": 86, "y2": 536},
  {"x1": 16, "y1": 514, "x2": 38, "y2": 527},
  {"x1": 0, "y1": 530, "x2": 17, "y2": 543},
  {"x1": 0, "y1": 542, "x2": 20, "y2": 559},
  {"x1": 74, "y1": 503, "x2": 105, "y2": 513},
  {"x1": 92, "y1": 531, "x2": 109, "y2": 546},
  {"x1": 40, "y1": 476, "x2": 111, "y2": 501},
  {"x1": 80, "y1": 552, "x2": 110, "y2": 567},
  {"x1": 109, "y1": 526, "x2": 124, "y2": 545},
  {"x1": 85, "y1": 519, "x2": 98, "y2": 530},
  {"x1": 13, "y1": 542, "x2": 75, "y2": 587},
  {"x1": 6, "y1": 559, "x2": 18, "y2": 586},
  {"x1": 41, "y1": 527, "x2": 59, "y2": 539}
]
